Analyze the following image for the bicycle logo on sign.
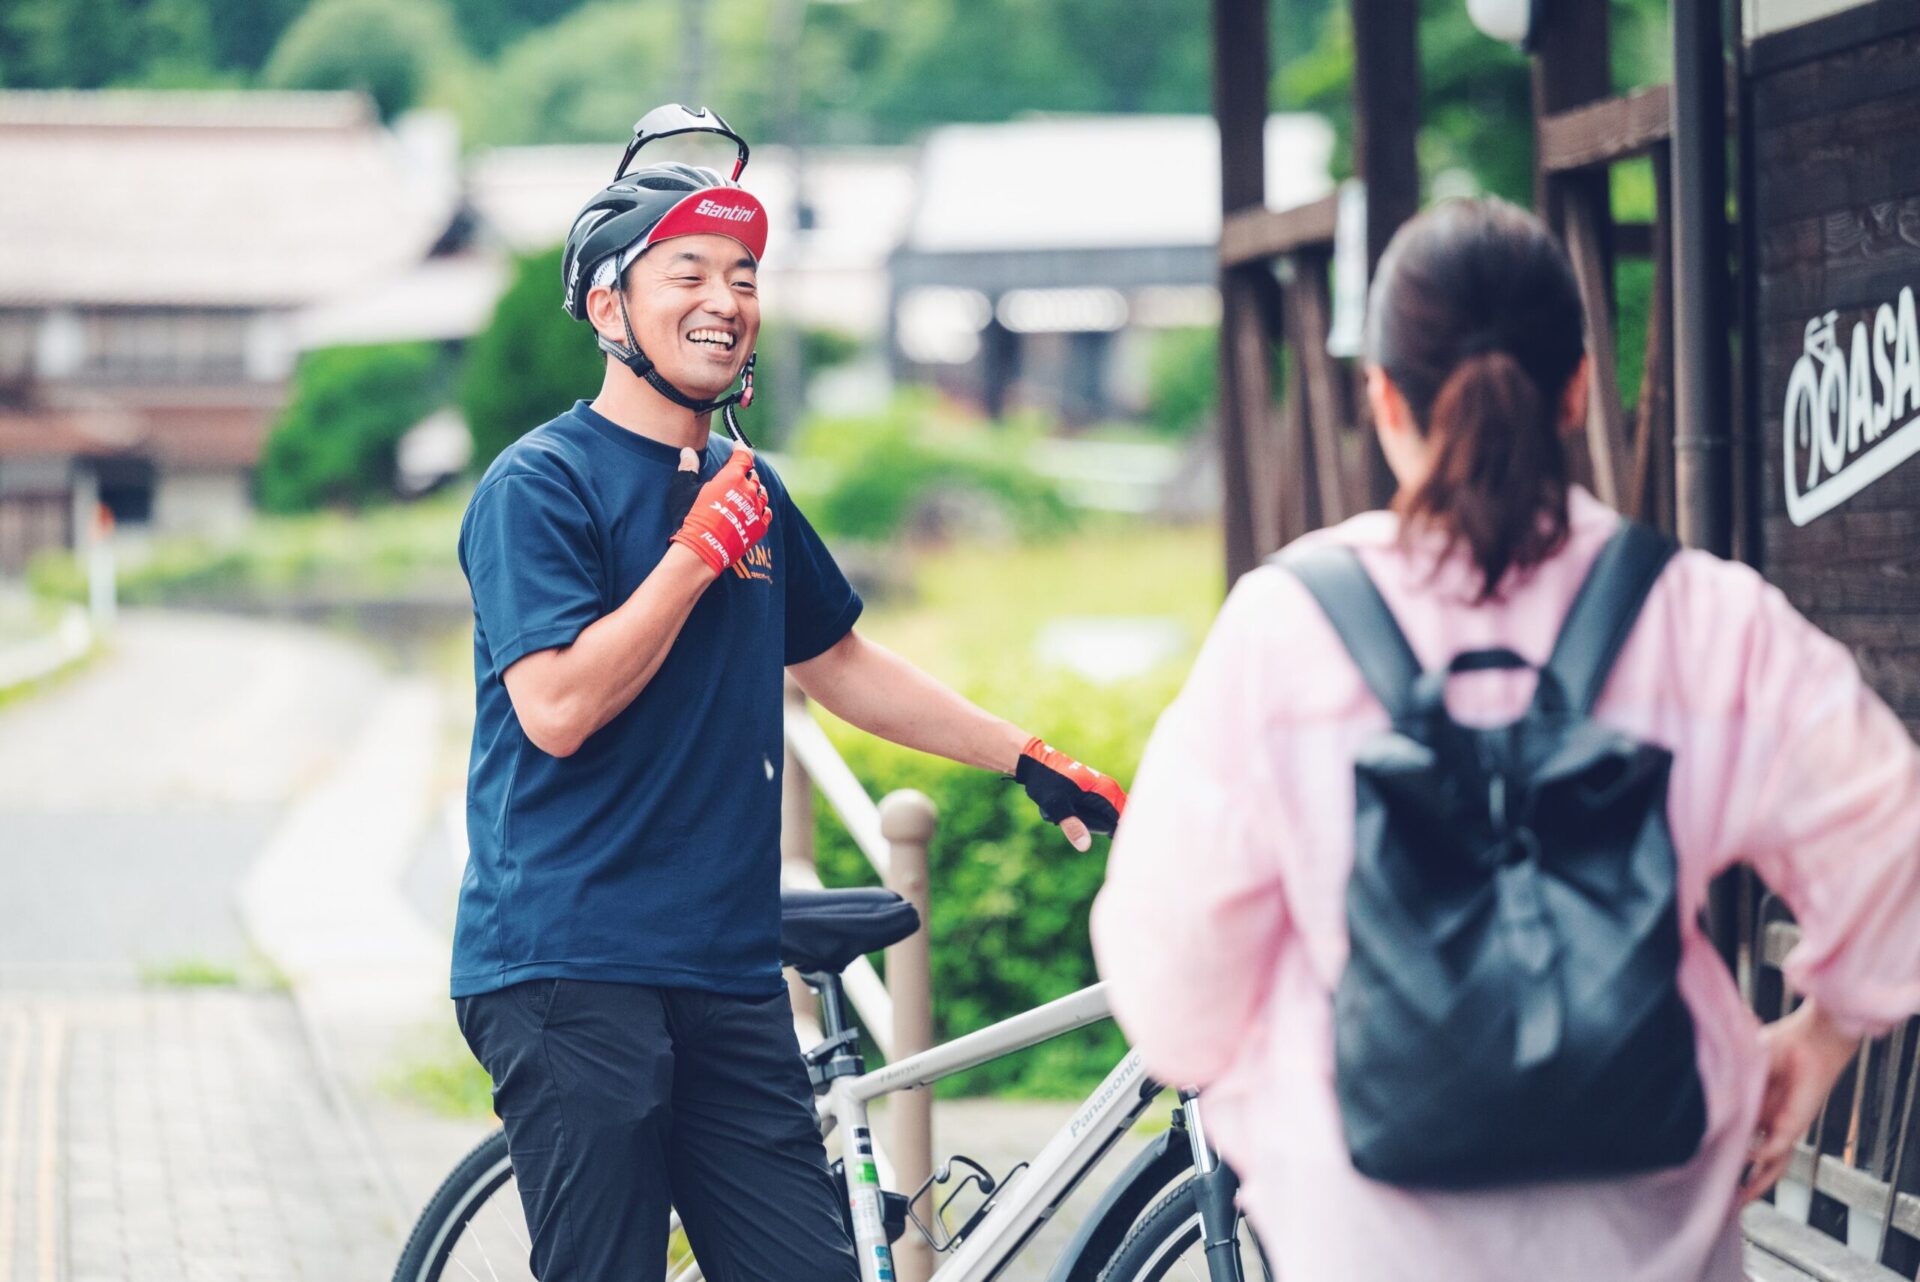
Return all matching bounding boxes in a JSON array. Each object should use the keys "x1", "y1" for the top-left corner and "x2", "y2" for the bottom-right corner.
[{"x1": 1782, "y1": 285, "x2": 1920, "y2": 526}]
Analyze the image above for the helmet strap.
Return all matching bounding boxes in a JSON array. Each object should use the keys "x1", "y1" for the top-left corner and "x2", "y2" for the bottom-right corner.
[{"x1": 600, "y1": 283, "x2": 758, "y2": 418}]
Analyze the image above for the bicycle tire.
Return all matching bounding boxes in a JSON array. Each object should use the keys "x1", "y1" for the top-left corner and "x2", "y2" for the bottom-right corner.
[
  {"x1": 1095, "y1": 1176, "x2": 1273, "y2": 1282},
  {"x1": 391, "y1": 1128, "x2": 514, "y2": 1282}
]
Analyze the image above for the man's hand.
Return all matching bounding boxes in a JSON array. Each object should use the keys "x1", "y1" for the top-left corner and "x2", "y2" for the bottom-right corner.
[
  {"x1": 1016, "y1": 737, "x2": 1127, "y2": 852},
  {"x1": 669, "y1": 446, "x2": 772, "y2": 575},
  {"x1": 1742, "y1": 1001, "x2": 1861, "y2": 1204}
]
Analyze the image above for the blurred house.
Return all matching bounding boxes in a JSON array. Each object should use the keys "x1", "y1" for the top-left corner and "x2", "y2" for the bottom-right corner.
[
  {"x1": 466, "y1": 142, "x2": 917, "y2": 339},
  {"x1": 890, "y1": 114, "x2": 1334, "y2": 424},
  {"x1": 0, "y1": 91, "x2": 459, "y2": 572}
]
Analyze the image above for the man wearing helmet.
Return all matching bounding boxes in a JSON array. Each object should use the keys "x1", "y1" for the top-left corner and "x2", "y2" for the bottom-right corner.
[{"x1": 450, "y1": 107, "x2": 1126, "y2": 1282}]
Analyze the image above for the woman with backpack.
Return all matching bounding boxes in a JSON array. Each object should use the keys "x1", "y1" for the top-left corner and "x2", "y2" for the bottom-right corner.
[{"x1": 1091, "y1": 197, "x2": 1920, "y2": 1280}]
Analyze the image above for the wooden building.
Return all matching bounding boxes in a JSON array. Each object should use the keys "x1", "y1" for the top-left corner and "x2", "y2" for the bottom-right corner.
[
  {"x1": 0, "y1": 91, "x2": 458, "y2": 572},
  {"x1": 1211, "y1": 0, "x2": 1920, "y2": 1276}
]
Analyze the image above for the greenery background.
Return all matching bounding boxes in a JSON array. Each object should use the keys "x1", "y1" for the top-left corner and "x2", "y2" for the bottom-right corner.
[{"x1": 1, "y1": 0, "x2": 1666, "y2": 183}]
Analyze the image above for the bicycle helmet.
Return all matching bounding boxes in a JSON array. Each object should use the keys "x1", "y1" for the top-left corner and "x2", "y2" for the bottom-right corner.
[{"x1": 560, "y1": 105, "x2": 770, "y2": 427}]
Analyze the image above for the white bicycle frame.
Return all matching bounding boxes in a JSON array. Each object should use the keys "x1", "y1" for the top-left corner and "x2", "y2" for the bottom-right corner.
[
  {"x1": 832, "y1": 981, "x2": 1162, "y2": 1282},
  {"x1": 653, "y1": 979, "x2": 1228, "y2": 1282}
]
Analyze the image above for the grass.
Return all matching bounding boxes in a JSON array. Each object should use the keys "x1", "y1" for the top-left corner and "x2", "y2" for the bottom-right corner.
[
  {"x1": 381, "y1": 1026, "x2": 497, "y2": 1120},
  {"x1": 854, "y1": 520, "x2": 1223, "y2": 689},
  {"x1": 0, "y1": 637, "x2": 107, "y2": 712},
  {"x1": 137, "y1": 950, "x2": 293, "y2": 991},
  {"x1": 140, "y1": 956, "x2": 242, "y2": 988},
  {"x1": 27, "y1": 490, "x2": 471, "y2": 607}
]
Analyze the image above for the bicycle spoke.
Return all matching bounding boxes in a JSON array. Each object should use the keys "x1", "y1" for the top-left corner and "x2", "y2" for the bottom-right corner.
[
  {"x1": 471, "y1": 1228, "x2": 505, "y2": 1282},
  {"x1": 494, "y1": 1202, "x2": 529, "y2": 1253}
]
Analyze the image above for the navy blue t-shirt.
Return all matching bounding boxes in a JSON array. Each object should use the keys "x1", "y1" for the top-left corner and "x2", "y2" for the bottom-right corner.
[{"x1": 451, "y1": 401, "x2": 862, "y2": 998}]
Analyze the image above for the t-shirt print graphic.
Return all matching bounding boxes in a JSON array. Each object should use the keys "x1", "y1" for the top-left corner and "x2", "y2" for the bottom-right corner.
[{"x1": 731, "y1": 542, "x2": 774, "y2": 583}]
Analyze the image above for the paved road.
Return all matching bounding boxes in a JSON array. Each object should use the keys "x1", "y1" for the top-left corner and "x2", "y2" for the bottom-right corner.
[
  {"x1": 3, "y1": 992, "x2": 399, "y2": 1282},
  {"x1": 0, "y1": 610, "x2": 406, "y2": 1281},
  {"x1": 0, "y1": 611, "x2": 383, "y2": 988}
]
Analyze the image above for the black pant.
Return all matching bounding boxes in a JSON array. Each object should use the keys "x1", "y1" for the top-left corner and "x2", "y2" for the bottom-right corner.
[{"x1": 456, "y1": 979, "x2": 861, "y2": 1282}]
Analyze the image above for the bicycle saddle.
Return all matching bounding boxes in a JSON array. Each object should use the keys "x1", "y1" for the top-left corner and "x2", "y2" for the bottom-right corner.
[{"x1": 780, "y1": 888, "x2": 921, "y2": 974}]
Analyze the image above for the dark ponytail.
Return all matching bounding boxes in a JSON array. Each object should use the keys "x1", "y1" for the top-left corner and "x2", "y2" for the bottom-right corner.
[{"x1": 1366, "y1": 199, "x2": 1585, "y2": 600}]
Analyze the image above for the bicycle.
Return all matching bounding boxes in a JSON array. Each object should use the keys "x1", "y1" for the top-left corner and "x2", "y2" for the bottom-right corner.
[{"x1": 394, "y1": 887, "x2": 1270, "y2": 1282}]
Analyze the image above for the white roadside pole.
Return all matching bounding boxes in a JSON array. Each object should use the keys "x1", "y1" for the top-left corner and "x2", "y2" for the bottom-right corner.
[{"x1": 87, "y1": 503, "x2": 116, "y2": 632}]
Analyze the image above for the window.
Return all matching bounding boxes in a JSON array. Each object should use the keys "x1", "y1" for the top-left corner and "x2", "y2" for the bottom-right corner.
[
  {"x1": 0, "y1": 311, "x2": 34, "y2": 381},
  {"x1": 79, "y1": 309, "x2": 252, "y2": 383}
]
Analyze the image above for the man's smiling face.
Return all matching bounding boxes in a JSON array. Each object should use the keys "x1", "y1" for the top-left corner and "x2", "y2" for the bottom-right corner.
[{"x1": 592, "y1": 233, "x2": 760, "y2": 403}]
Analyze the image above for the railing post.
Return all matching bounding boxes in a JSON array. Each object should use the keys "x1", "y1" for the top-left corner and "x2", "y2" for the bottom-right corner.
[
  {"x1": 782, "y1": 677, "x2": 821, "y2": 1041},
  {"x1": 879, "y1": 789, "x2": 936, "y2": 1282}
]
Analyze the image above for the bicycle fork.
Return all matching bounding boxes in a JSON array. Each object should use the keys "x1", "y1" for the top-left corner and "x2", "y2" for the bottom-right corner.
[{"x1": 1179, "y1": 1091, "x2": 1247, "y2": 1282}]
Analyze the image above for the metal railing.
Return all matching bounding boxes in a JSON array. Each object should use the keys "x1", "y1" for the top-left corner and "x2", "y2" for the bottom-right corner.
[
  {"x1": 1743, "y1": 893, "x2": 1920, "y2": 1280},
  {"x1": 781, "y1": 677, "x2": 937, "y2": 1282}
]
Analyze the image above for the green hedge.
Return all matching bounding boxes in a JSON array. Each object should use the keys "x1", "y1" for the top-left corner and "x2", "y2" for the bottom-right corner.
[
  {"x1": 461, "y1": 245, "x2": 604, "y2": 471},
  {"x1": 257, "y1": 341, "x2": 448, "y2": 513},
  {"x1": 789, "y1": 396, "x2": 1075, "y2": 544}
]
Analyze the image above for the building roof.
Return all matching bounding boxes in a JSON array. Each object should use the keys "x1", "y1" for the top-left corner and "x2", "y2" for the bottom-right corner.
[
  {"x1": 903, "y1": 114, "x2": 1334, "y2": 254},
  {"x1": 467, "y1": 143, "x2": 917, "y2": 262},
  {"x1": 0, "y1": 91, "x2": 458, "y2": 309},
  {"x1": 289, "y1": 252, "x2": 508, "y2": 352},
  {"x1": 467, "y1": 143, "x2": 917, "y2": 333}
]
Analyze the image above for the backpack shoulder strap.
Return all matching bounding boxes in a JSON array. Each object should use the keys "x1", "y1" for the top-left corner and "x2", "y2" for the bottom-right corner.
[
  {"x1": 1270, "y1": 543, "x2": 1422, "y2": 721},
  {"x1": 1542, "y1": 522, "x2": 1679, "y2": 715}
]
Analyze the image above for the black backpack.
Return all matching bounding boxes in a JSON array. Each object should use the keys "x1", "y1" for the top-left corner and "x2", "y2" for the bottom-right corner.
[{"x1": 1275, "y1": 523, "x2": 1707, "y2": 1188}]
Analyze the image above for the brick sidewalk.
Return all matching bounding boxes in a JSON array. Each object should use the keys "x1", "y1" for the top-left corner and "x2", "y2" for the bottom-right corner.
[{"x1": 1, "y1": 990, "x2": 400, "y2": 1282}]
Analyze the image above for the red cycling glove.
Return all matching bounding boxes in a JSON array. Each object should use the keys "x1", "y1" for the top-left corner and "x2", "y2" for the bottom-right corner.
[
  {"x1": 670, "y1": 447, "x2": 773, "y2": 575},
  {"x1": 1015, "y1": 737, "x2": 1127, "y2": 836}
]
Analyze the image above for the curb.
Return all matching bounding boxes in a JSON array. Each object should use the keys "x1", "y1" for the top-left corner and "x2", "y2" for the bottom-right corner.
[
  {"x1": 0, "y1": 605, "x2": 93, "y2": 696},
  {"x1": 236, "y1": 678, "x2": 453, "y2": 1225}
]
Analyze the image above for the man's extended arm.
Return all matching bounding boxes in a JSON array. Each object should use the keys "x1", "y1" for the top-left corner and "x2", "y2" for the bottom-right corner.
[
  {"x1": 788, "y1": 629, "x2": 1123, "y2": 850},
  {"x1": 789, "y1": 629, "x2": 1027, "y2": 773}
]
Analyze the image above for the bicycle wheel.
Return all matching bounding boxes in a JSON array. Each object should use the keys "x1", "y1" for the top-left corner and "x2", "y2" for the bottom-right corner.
[
  {"x1": 392, "y1": 1129, "x2": 538, "y2": 1282},
  {"x1": 1096, "y1": 1176, "x2": 1274, "y2": 1282},
  {"x1": 391, "y1": 1129, "x2": 700, "y2": 1282}
]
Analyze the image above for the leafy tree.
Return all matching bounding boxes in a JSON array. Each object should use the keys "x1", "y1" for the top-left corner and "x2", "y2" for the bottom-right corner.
[
  {"x1": 258, "y1": 343, "x2": 447, "y2": 513},
  {"x1": 474, "y1": 0, "x2": 684, "y2": 146},
  {"x1": 1278, "y1": 3, "x2": 1533, "y2": 204},
  {"x1": 0, "y1": 0, "x2": 149, "y2": 88},
  {"x1": 472, "y1": 0, "x2": 780, "y2": 146},
  {"x1": 1146, "y1": 326, "x2": 1220, "y2": 437},
  {"x1": 791, "y1": 395, "x2": 1074, "y2": 543},
  {"x1": 1, "y1": 0, "x2": 338, "y2": 86},
  {"x1": 447, "y1": 0, "x2": 591, "y2": 56},
  {"x1": 460, "y1": 245, "x2": 604, "y2": 468},
  {"x1": 263, "y1": 0, "x2": 459, "y2": 120},
  {"x1": 203, "y1": 0, "x2": 308, "y2": 73}
]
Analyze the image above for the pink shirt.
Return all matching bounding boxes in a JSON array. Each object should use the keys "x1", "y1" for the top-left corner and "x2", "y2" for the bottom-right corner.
[{"x1": 1091, "y1": 488, "x2": 1920, "y2": 1282}]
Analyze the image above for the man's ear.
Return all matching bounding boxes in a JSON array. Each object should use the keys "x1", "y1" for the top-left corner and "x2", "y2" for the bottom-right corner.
[{"x1": 585, "y1": 281, "x2": 625, "y2": 345}]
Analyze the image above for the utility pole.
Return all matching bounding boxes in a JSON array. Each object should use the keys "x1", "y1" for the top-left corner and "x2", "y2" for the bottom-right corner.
[
  {"x1": 678, "y1": 0, "x2": 705, "y2": 105},
  {"x1": 773, "y1": 0, "x2": 809, "y2": 445}
]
